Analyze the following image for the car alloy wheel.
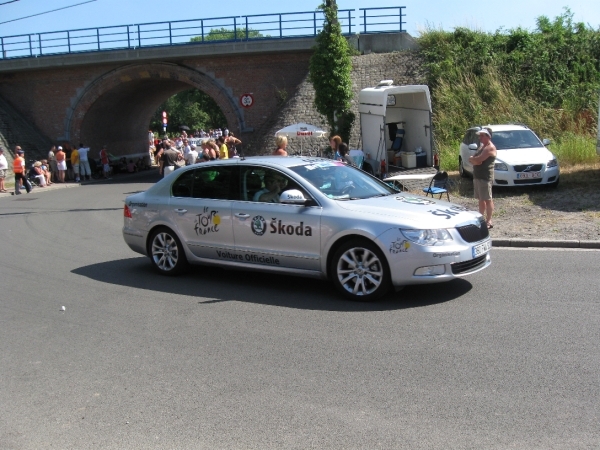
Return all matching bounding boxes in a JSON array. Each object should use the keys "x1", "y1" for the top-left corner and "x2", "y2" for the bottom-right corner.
[
  {"x1": 332, "y1": 239, "x2": 391, "y2": 301},
  {"x1": 149, "y1": 228, "x2": 187, "y2": 275}
]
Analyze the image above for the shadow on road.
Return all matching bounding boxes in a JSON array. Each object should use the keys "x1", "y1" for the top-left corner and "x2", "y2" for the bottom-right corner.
[{"x1": 72, "y1": 257, "x2": 473, "y2": 312}]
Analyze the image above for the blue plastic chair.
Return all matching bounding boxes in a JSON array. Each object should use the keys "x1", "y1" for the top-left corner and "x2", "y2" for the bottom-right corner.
[
  {"x1": 391, "y1": 129, "x2": 405, "y2": 151},
  {"x1": 423, "y1": 171, "x2": 450, "y2": 201}
]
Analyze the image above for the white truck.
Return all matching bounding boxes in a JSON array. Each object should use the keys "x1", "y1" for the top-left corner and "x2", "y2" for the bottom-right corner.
[{"x1": 358, "y1": 81, "x2": 436, "y2": 177}]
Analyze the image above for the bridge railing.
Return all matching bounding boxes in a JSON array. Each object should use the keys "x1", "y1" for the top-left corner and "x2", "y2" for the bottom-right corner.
[{"x1": 0, "y1": 6, "x2": 405, "y2": 60}]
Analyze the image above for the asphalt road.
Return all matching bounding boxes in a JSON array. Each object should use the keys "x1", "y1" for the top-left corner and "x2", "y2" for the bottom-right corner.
[{"x1": 1, "y1": 174, "x2": 599, "y2": 449}]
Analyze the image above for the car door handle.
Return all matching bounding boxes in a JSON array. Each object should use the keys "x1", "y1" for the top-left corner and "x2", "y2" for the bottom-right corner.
[
  {"x1": 235, "y1": 213, "x2": 250, "y2": 218},
  {"x1": 174, "y1": 208, "x2": 188, "y2": 214}
]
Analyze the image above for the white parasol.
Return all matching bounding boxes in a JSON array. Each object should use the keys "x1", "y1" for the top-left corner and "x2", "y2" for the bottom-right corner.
[
  {"x1": 275, "y1": 122, "x2": 328, "y2": 138},
  {"x1": 275, "y1": 123, "x2": 327, "y2": 155}
]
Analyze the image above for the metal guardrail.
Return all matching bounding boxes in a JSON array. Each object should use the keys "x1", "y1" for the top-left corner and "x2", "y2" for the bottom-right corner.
[{"x1": 0, "y1": 7, "x2": 405, "y2": 60}]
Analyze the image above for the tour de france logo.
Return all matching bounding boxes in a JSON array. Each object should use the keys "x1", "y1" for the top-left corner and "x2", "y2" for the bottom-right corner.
[
  {"x1": 194, "y1": 207, "x2": 221, "y2": 235},
  {"x1": 251, "y1": 215, "x2": 267, "y2": 236},
  {"x1": 390, "y1": 237, "x2": 410, "y2": 254}
]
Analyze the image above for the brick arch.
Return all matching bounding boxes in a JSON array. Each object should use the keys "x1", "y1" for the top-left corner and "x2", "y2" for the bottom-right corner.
[{"x1": 66, "y1": 62, "x2": 245, "y2": 155}]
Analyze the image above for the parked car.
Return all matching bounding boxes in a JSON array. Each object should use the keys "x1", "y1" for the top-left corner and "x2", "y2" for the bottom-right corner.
[
  {"x1": 122, "y1": 157, "x2": 491, "y2": 301},
  {"x1": 459, "y1": 124, "x2": 560, "y2": 187}
]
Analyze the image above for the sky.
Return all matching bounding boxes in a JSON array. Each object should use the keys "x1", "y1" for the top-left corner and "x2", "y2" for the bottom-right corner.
[{"x1": 0, "y1": 0, "x2": 598, "y2": 39}]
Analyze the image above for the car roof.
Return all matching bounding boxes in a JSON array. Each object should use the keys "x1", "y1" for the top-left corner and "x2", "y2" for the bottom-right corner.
[
  {"x1": 190, "y1": 156, "x2": 333, "y2": 169},
  {"x1": 468, "y1": 124, "x2": 531, "y2": 132}
]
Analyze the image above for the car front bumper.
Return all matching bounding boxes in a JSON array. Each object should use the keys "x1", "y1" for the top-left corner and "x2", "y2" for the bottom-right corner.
[{"x1": 493, "y1": 166, "x2": 559, "y2": 186}]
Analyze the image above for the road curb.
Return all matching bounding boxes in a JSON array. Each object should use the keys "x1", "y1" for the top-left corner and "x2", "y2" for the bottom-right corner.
[{"x1": 493, "y1": 239, "x2": 600, "y2": 249}]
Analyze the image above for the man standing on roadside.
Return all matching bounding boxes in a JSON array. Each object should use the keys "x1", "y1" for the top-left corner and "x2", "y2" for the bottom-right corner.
[
  {"x1": 12, "y1": 147, "x2": 31, "y2": 195},
  {"x1": 159, "y1": 141, "x2": 179, "y2": 178},
  {"x1": 48, "y1": 145, "x2": 58, "y2": 183},
  {"x1": 78, "y1": 144, "x2": 91, "y2": 181},
  {"x1": 99, "y1": 145, "x2": 111, "y2": 179},
  {"x1": 0, "y1": 147, "x2": 8, "y2": 193},
  {"x1": 469, "y1": 127, "x2": 497, "y2": 229},
  {"x1": 71, "y1": 145, "x2": 80, "y2": 182},
  {"x1": 55, "y1": 146, "x2": 66, "y2": 183}
]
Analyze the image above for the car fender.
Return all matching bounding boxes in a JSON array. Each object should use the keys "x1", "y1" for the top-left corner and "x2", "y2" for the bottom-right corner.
[{"x1": 321, "y1": 225, "x2": 394, "y2": 275}]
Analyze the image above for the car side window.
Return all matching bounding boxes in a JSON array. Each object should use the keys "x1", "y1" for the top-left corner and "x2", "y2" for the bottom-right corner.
[
  {"x1": 468, "y1": 130, "x2": 479, "y2": 145},
  {"x1": 171, "y1": 169, "x2": 194, "y2": 198},
  {"x1": 190, "y1": 166, "x2": 240, "y2": 200},
  {"x1": 462, "y1": 131, "x2": 470, "y2": 145},
  {"x1": 240, "y1": 166, "x2": 311, "y2": 203}
]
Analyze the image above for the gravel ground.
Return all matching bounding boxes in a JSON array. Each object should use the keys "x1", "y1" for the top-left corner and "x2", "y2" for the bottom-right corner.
[{"x1": 439, "y1": 164, "x2": 600, "y2": 241}]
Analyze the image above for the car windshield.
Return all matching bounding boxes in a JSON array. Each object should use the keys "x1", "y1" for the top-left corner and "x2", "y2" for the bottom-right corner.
[
  {"x1": 290, "y1": 161, "x2": 398, "y2": 200},
  {"x1": 492, "y1": 130, "x2": 543, "y2": 150}
]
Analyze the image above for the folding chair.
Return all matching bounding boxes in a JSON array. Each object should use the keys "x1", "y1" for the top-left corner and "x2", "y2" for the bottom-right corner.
[
  {"x1": 423, "y1": 171, "x2": 450, "y2": 201},
  {"x1": 391, "y1": 128, "x2": 405, "y2": 152}
]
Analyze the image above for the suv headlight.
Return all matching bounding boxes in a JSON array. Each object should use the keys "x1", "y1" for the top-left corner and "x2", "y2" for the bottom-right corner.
[
  {"x1": 494, "y1": 161, "x2": 509, "y2": 171},
  {"x1": 400, "y1": 229, "x2": 453, "y2": 246},
  {"x1": 547, "y1": 156, "x2": 558, "y2": 168}
]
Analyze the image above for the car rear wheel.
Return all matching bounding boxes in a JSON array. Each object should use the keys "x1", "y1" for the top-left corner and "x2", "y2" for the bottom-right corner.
[
  {"x1": 149, "y1": 227, "x2": 187, "y2": 275},
  {"x1": 331, "y1": 239, "x2": 391, "y2": 301}
]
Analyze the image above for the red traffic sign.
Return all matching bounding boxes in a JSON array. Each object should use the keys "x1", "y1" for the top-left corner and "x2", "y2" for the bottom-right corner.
[
  {"x1": 162, "y1": 118, "x2": 168, "y2": 124},
  {"x1": 240, "y1": 93, "x2": 254, "y2": 108},
  {"x1": 162, "y1": 111, "x2": 167, "y2": 118}
]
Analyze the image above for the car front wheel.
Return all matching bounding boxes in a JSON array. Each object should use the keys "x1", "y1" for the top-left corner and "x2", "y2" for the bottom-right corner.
[
  {"x1": 331, "y1": 239, "x2": 391, "y2": 301},
  {"x1": 149, "y1": 227, "x2": 187, "y2": 275}
]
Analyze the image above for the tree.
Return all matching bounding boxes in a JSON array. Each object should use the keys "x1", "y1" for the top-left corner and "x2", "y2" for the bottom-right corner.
[
  {"x1": 191, "y1": 27, "x2": 265, "y2": 42},
  {"x1": 308, "y1": 0, "x2": 354, "y2": 142},
  {"x1": 150, "y1": 89, "x2": 227, "y2": 134}
]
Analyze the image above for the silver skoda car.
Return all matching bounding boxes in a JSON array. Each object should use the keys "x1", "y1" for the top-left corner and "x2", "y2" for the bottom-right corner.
[{"x1": 123, "y1": 157, "x2": 491, "y2": 301}]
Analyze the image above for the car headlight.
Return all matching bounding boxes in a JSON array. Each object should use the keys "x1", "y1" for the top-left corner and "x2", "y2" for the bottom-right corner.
[
  {"x1": 400, "y1": 229, "x2": 453, "y2": 246},
  {"x1": 547, "y1": 157, "x2": 558, "y2": 168},
  {"x1": 494, "y1": 161, "x2": 509, "y2": 171}
]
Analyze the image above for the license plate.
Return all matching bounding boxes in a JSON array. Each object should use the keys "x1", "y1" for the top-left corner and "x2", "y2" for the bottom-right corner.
[
  {"x1": 472, "y1": 240, "x2": 492, "y2": 258},
  {"x1": 516, "y1": 171, "x2": 541, "y2": 179}
]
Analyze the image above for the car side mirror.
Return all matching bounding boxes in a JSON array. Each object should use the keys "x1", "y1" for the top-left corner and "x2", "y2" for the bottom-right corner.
[
  {"x1": 468, "y1": 143, "x2": 478, "y2": 150},
  {"x1": 280, "y1": 189, "x2": 309, "y2": 205},
  {"x1": 542, "y1": 138, "x2": 551, "y2": 146}
]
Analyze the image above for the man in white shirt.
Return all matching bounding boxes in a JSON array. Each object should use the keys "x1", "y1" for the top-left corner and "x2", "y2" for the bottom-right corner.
[
  {"x1": 78, "y1": 144, "x2": 92, "y2": 180},
  {"x1": 0, "y1": 147, "x2": 8, "y2": 193},
  {"x1": 186, "y1": 144, "x2": 198, "y2": 165}
]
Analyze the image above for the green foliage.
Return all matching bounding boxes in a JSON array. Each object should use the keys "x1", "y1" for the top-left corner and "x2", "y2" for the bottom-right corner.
[
  {"x1": 309, "y1": 1, "x2": 354, "y2": 142},
  {"x1": 190, "y1": 27, "x2": 264, "y2": 42},
  {"x1": 150, "y1": 89, "x2": 227, "y2": 133},
  {"x1": 419, "y1": 9, "x2": 600, "y2": 167}
]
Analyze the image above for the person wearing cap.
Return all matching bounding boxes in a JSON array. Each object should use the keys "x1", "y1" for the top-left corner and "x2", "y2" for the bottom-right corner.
[
  {"x1": 469, "y1": 127, "x2": 497, "y2": 229},
  {"x1": 12, "y1": 146, "x2": 31, "y2": 194},
  {"x1": 186, "y1": 143, "x2": 198, "y2": 165},
  {"x1": 55, "y1": 146, "x2": 67, "y2": 183},
  {"x1": 0, "y1": 147, "x2": 8, "y2": 193}
]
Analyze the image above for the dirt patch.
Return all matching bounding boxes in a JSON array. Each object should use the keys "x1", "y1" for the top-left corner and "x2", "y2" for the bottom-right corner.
[{"x1": 410, "y1": 163, "x2": 600, "y2": 241}]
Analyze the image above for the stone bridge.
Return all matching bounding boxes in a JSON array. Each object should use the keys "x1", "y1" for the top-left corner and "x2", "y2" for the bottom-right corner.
[{"x1": 0, "y1": 33, "x2": 417, "y2": 157}]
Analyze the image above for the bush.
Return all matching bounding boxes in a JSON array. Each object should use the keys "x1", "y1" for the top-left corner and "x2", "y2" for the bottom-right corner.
[{"x1": 419, "y1": 9, "x2": 600, "y2": 168}]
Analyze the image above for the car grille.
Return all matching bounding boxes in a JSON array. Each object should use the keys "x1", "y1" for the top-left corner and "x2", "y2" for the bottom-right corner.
[
  {"x1": 514, "y1": 178, "x2": 543, "y2": 185},
  {"x1": 451, "y1": 254, "x2": 488, "y2": 275},
  {"x1": 513, "y1": 164, "x2": 543, "y2": 172},
  {"x1": 456, "y1": 218, "x2": 489, "y2": 243}
]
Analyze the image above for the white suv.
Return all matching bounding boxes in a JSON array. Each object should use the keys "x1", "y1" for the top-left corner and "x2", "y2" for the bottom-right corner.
[{"x1": 459, "y1": 124, "x2": 560, "y2": 187}]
